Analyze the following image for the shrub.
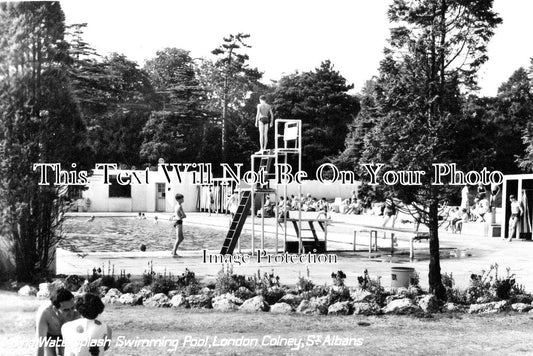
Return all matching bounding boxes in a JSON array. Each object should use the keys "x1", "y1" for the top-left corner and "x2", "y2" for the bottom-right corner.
[
  {"x1": 64, "y1": 275, "x2": 84, "y2": 291},
  {"x1": 328, "y1": 286, "x2": 351, "y2": 304},
  {"x1": 122, "y1": 281, "x2": 143, "y2": 294},
  {"x1": 466, "y1": 272, "x2": 493, "y2": 303},
  {"x1": 88, "y1": 268, "x2": 102, "y2": 283},
  {"x1": 253, "y1": 270, "x2": 280, "y2": 291},
  {"x1": 147, "y1": 268, "x2": 200, "y2": 295},
  {"x1": 100, "y1": 275, "x2": 116, "y2": 289},
  {"x1": 463, "y1": 264, "x2": 525, "y2": 303},
  {"x1": 409, "y1": 271, "x2": 420, "y2": 287},
  {"x1": 254, "y1": 271, "x2": 284, "y2": 303},
  {"x1": 151, "y1": 275, "x2": 176, "y2": 295},
  {"x1": 261, "y1": 287, "x2": 286, "y2": 305},
  {"x1": 182, "y1": 283, "x2": 201, "y2": 296},
  {"x1": 115, "y1": 271, "x2": 131, "y2": 290},
  {"x1": 214, "y1": 265, "x2": 254, "y2": 296},
  {"x1": 465, "y1": 264, "x2": 507, "y2": 302},
  {"x1": 512, "y1": 283, "x2": 527, "y2": 296},
  {"x1": 79, "y1": 281, "x2": 99, "y2": 294},
  {"x1": 494, "y1": 277, "x2": 515, "y2": 300},
  {"x1": 175, "y1": 269, "x2": 198, "y2": 288},
  {"x1": 142, "y1": 261, "x2": 155, "y2": 286},
  {"x1": 297, "y1": 276, "x2": 314, "y2": 293},
  {"x1": 214, "y1": 266, "x2": 238, "y2": 295},
  {"x1": 87, "y1": 264, "x2": 118, "y2": 289},
  {"x1": 441, "y1": 272, "x2": 466, "y2": 304},
  {"x1": 441, "y1": 272, "x2": 454, "y2": 289},
  {"x1": 357, "y1": 269, "x2": 387, "y2": 306},
  {"x1": 234, "y1": 287, "x2": 255, "y2": 301},
  {"x1": 142, "y1": 272, "x2": 154, "y2": 287},
  {"x1": 331, "y1": 270, "x2": 347, "y2": 287},
  {"x1": 176, "y1": 269, "x2": 200, "y2": 295},
  {"x1": 205, "y1": 281, "x2": 216, "y2": 290},
  {"x1": 302, "y1": 285, "x2": 329, "y2": 300}
]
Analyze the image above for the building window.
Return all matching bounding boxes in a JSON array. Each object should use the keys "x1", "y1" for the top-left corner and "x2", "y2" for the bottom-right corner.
[{"x1": 108, "y1": 175, "x2": 131, "y2": 198}]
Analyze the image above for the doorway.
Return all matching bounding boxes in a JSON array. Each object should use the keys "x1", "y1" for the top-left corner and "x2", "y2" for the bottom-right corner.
[{"x1": 156, "y1": 183, "x2": 166, "y2": 212}]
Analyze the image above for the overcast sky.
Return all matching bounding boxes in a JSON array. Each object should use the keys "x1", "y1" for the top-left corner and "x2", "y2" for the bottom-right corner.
[{"x1": 61, "y1": 0, "x2": 533, "y2": 97}]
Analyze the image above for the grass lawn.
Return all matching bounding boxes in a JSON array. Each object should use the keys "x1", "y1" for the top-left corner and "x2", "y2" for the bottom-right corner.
[{"x1": 1, "y1": 291, "x2": 533, "y2": 356}]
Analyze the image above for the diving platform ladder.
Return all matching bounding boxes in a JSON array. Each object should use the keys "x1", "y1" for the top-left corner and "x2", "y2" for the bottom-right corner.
[
  {"x1": 220, "y1": 190, "x2": 252, "y2": 254},
  {"x1": 220, "y1": 155, "x2": 275, "y2": 254},
  {"x1": 255, "y1": 151, "x2": 275, "y2": 189}
]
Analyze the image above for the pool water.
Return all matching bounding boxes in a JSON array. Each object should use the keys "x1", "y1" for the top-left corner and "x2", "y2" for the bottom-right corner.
[{"x1": 61, "y1": 217, "x2": 271, "y2": 253}]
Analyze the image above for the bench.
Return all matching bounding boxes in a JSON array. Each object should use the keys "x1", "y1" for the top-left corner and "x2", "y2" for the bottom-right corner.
[{"x1": 352, "y1": 225, "x2": 430, "y2": 260}]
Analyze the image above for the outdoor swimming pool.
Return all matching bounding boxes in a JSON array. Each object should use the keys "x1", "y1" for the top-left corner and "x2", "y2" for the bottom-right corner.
[{"x1": 61, "y1": 216, "x2": 271, "y2": 252}]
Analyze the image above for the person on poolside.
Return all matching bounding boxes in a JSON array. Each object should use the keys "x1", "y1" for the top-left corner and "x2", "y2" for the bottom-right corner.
[
  {"x1": 476, "y1": 193, "x2": 490, "y2": 222},
  {"x1": 382, "y1": 196, "x2": 398, "y2": 228},
  {"x1": 61, "y1": 293, "x2": 111, "y2": 356},
  {"x1": 460, "y1": 185, "x2": 470, "y2": 214},
  {"x1": 172, "y1": 193, "x2": 187, "y2": 256},
  {"x1": 507, "y1": 194, "x2": 523, "y2": 242},
  {"x1": 255, "y1": 95, "x2": 274, "y2": 153},
  {"x1": 36, "y1": 288, "x2": 79, "y2": 356},
  {"x1": 225, "y1": 190, "x2": 239, "y2": 221}
]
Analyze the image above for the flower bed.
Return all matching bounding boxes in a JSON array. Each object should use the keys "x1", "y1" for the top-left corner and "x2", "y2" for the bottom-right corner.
[{"x1": 15, "y1": 263, "x2": 533, "y2": 316}]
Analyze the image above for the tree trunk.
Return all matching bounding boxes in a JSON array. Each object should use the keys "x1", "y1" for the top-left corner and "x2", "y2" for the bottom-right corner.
[
  {"x1": 428, "y1": 198, "x2": 446, "y2": 300},
  {"x1": 222, "y1": 84, "x2": 226, "y2": 161}
]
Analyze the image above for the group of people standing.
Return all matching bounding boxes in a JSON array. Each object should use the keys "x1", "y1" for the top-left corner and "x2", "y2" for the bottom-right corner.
[
  {"x1": 460, "y1": 185, "x2": 492, "y2": 223},
  {"x1": 457, "y1": 184, "x2": 525, "y2": 240}
]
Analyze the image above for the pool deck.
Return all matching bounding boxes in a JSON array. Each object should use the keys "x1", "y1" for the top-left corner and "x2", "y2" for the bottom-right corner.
[{"x1": 58, "y1": 211, "x2": 533, "y2": 291}]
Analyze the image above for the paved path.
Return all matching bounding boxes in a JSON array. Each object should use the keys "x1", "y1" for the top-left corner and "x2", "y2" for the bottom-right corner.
[{"x1": 58, "y1": 212, "x2": 533, "y2": 291}]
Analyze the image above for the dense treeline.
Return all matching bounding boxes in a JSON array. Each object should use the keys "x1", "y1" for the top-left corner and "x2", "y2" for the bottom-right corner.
[{"x1": 68, "y1": 30, "x2": 359, "y2": 173}]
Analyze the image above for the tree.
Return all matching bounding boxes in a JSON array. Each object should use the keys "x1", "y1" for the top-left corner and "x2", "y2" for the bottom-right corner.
[
  {"x1": 273, "y1": 61, "x2": 360, "y2": 175},
  {"x1": 0, "y1": 2, "x2": 88, "y2": 280},
  {"x1": 66, "y1": 22, "x2": 162, "y2": 168},
  {"x1": 356, "y1": 0, "x2": 501, "y2": 299},
  {"x1": 496, "y1": 66, "x2": 533, "y2": 172},
  {"x1": 144, "y1": 48, "x2": 204, "y2": 111},
  {"x1": 82, "y1": 53, "x2": 157, "y2": 167},
  {"x1": 141, "y1": 48, "x2": 210, "y2": 164},
  {"x1": 208, "y1": 33, "x2": 262, "y2": 160},
  {"x1": 336, "y1": 79, "x2": 380, "y2": 172},
  {"x1": 521, "y1": 122, "x2": 533, "y2": 171}
]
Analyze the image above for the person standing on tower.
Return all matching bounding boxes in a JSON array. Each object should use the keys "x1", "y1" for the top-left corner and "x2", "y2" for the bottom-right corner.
[{"x1": 255, "y1": 95, "x2": 274, "y2": 153}]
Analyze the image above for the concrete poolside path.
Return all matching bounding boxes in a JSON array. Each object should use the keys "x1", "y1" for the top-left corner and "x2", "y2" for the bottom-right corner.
[{"x1": 59, "y1": 212, "x2": 533, "y2": 291}]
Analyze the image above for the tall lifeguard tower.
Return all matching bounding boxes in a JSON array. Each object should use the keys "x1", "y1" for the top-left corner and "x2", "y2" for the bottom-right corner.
[{"x1": 220, "y1": 119, "x2": 327, "y2": 255}]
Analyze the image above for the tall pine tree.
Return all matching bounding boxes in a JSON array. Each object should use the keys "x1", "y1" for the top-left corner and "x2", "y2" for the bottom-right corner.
[
  {"x1": 357, "y1": 0, "x2": 501, "y2": 298},
  {"x1": 207, "y1": 33, "x2": 262, "y2": 161}
]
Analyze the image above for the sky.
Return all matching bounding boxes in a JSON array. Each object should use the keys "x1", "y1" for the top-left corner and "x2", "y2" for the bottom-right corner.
[{"x1": 61, "y1": 0, "x2": 533, "y2": 97}]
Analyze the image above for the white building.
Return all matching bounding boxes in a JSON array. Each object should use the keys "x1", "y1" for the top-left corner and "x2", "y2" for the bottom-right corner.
[
  {"x1": 80, "y1": 164, "x2": 359, "y2": 214},
  {"x1": 82, "y1": 164, "x2": 198, "y2": 212}
]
